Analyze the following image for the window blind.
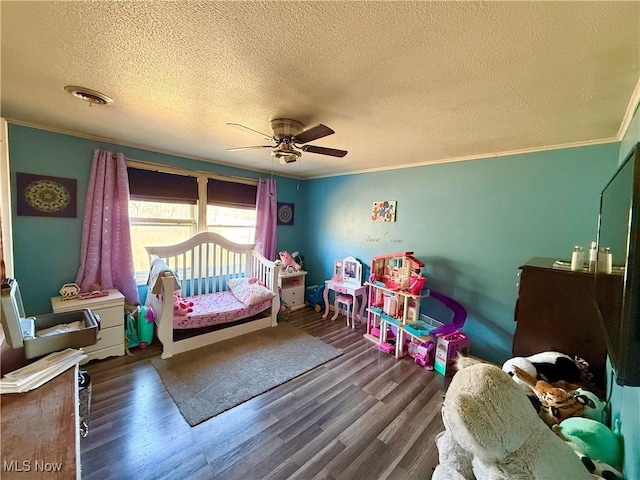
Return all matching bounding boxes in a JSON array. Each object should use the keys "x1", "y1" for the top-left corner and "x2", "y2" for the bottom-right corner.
[
  {"x1": 207, "y1": 178, "x2": 257, "y2": 209},
  {"x1": 127, "y1": 168, "x2": 198, "y2": 204}
]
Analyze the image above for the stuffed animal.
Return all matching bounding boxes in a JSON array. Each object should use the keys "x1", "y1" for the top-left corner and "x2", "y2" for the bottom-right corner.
[
  {"x1": 575, "y1": 452, "x2": 625, "y2": 480},
  {"x1": 512, "y1": 365, "x2": 586, "y2": 427},
  {"x1": 279, "y1": 251, "x2": 301, "y2": 272},
  {"x1": 573, "y1": 387, "x2": 607, "y2": 424},
  {"x1": 248, "y1": 277, "x2": 266, "y2": 287},
  {"x1": 502, "y1": 356, "x2": 538, "y2": 391},
  {"x1": 526, "y1": 351, "x2": 591, "y2": 385},
  {"x1": 173, "y1": 292, "x2": 194, "y2": 315},
  {"x1": 553, "y1": 417, "x2": 623, "y2": 470},
  {"x1": 432, "y1": 356, "x2": 592, "y2": 480},
  {"x1": 433, "y1": 430, "x2": 475, "y2": 480}
]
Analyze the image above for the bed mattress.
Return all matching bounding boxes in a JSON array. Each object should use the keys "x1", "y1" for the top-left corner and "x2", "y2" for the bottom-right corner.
[{"x1": 173, "y1": 291, "x2": 272, "y2": 329}]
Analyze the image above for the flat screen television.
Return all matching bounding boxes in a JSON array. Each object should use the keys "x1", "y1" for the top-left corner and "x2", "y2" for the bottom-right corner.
[{"x1": 594, "y1": 142, "x2": 640, "y2": 386}]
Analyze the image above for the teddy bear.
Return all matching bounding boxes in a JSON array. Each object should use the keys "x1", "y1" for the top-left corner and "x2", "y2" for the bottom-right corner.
[
  {"x1": 173, "y1": 292, "x2": 194, "y2": 315},
  {"x1": 432, "y1": 356, "x2": 592, "y2": 480}
]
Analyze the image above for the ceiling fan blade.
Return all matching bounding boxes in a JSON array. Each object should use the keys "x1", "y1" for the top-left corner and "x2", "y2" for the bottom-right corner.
[
  {"x1": 226, "y1": 145, "x2": 273, "y2": 152},
  {"x1": 293, "y1": 124, "x2": 334, "y2": 144},
  {"x1": 226, "y1": 123, "x2": 272, "y2": 141},
  {"x1": 301, "y1": 145, "x2": 348, "y2": 158}
]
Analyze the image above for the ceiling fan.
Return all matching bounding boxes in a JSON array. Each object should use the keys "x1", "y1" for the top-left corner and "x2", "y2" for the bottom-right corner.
[{"x1": 226, "y1": 118, "x2": 348, "y2": 164}]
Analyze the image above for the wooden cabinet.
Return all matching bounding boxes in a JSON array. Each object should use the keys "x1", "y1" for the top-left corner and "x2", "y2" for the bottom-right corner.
[
  {"x1": 513, "y1": 257, "x2": 606, "y2": 389},
  {"x1": 1, "y1": 366, "x2": 80, "y2": 479},
  {"x1": 52, "y1": 290, "x2": 125, "y2": 364},
  {"x1": 278, "y1": 271, "x2": 307, "y2": 311}
]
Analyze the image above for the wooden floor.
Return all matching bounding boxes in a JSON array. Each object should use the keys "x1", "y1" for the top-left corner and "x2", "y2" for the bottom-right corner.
[{"x1": 80, "y1": 307, "x2": 450, "y2": 480}]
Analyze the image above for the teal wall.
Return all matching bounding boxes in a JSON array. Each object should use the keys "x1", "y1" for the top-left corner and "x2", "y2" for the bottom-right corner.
[
  {"x1": 8, "y1": 124, "x2": 303, "y2": 315},
  {"x1": 301, "y1": 144, "x2": 620, "y2": 364},
  {"x1": 9, "y1": 121, "x2": 637, "y2": 476},
  {"x1": 609, "y1": 103, "x2": 640, "y2": 479}
]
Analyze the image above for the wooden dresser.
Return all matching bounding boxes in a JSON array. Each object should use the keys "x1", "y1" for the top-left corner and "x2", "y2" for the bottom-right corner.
[
  {"x1": 513, "y1": 257, "x2": 607, "y2": 389},
  {"x1": 0, "y1": 365, "x2": 80, "y2": 479}
]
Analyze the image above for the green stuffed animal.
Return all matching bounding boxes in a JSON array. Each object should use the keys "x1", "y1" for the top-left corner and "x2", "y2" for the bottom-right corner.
[{"x1": 554, "y1": 417, "x2": 623, "y2": 469}]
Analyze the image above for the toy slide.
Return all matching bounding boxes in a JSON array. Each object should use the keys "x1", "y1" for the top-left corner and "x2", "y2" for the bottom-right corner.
[{"x1": 427, "y1": 290, "x2": 467, "y2": 336}]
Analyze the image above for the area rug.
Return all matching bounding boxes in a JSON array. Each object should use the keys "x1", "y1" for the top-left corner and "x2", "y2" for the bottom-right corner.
[{"x1": 150, "y1": 323, "x2": 342, "y2": 426}]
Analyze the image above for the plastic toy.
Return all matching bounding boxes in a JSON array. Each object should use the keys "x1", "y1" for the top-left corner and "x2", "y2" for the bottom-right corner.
[
  {"x1": 278, "y1": 250, "x2": 301, "y2": 273},
  {"x1": 137, "y1": 305, "x2": 154, "y2": 349},
  {"x1": 379, "y1": 341, "x2": 395, "y2": 354},
  {"x1": 433, "y1": 331, "x2": 469, "y2": 375},
  {"x1": 125, "y1": 309, "x2": 141, "y2": 349},
  {"x1": 305, "y1": 284, "x2": 325, "y2": 312},
  {"x1": 414, "y1": 340, "x2": 436, "y2": 370}
]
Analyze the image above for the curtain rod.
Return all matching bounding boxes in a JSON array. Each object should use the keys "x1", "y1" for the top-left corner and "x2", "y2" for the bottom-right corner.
[{"x1": 125, "y1": 158, "x2": 258, "y2": 186}]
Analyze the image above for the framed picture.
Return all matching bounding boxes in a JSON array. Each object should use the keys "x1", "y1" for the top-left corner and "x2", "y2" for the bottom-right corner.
[
  {"x1": 277, "y1": 202, "x2": 295, "y2": 225},
  {"x1": 16, "y1": 173, "x2": 77, "y2": 218},
  {"x1": 372, "y1": 200, "x2": 396, "y2": 222}
]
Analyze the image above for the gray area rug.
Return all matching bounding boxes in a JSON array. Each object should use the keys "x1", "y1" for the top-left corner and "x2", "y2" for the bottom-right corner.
[{"x1": 150, "y1": 322, "x2": 342, "y2": 426}]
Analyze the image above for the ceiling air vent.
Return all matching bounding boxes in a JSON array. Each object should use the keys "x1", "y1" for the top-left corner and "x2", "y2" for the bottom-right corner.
[{"x1": 64, "y1": 86, "x2": 113, "y2": 106}]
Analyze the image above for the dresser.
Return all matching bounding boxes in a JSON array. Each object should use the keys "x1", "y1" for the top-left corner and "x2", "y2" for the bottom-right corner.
[
  {"x1": 52, "y1": 289, "x2": 125, "y2": 363},
  {"x1": 1, "y1": 365, "x2": 80, "y2": 479},
  {"x1": 513, "y1": 257, "x2": 606, "y2": 389},
  {"x1": 278, "y1": 270, "x2": 307, "y2": 311}
]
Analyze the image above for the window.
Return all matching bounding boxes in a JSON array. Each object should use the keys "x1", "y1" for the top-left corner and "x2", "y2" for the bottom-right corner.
[
  {"x1": 127, "y1": 165, "x2": 258, "y2": 280},
  {"x1": 207, "y1": 206, "x2": 256, "y2": 244}
]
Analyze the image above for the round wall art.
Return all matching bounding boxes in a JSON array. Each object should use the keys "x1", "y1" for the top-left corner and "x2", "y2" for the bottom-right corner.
[
  {"x1": 277, "y1": 202, "x2": 294, "y2": 226},
  {"x1": 16, "y1": 173, "x2": 77, "y2": 218}
]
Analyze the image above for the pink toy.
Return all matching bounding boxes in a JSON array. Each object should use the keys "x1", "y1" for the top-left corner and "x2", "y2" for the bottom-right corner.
[
  {"x1": 409, "y1": 271, "x2": 427, "y2": 295},
  {"x1": 434, "y1": 331, "x2": 470, "y2": 375},
  {"x1": 279, "y1": 251, "x2": 301, "y2": 272},
  {"x1": 173, "y1": 292, "x2": 194, "y2": 315},
  {"x1": 414, "y1": 340, "x2": 436, "y2": 370},
  {"x1": 248, "y1": 277, "x2": 266, "y2": 287},
  {"x1": 379, "y1": 341, "x2": 395, "y2": 354}
]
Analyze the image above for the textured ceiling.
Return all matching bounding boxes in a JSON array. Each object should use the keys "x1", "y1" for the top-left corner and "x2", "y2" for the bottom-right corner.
[{"x1": 1, "y1": 1, "x2": 639, "y2": 179}]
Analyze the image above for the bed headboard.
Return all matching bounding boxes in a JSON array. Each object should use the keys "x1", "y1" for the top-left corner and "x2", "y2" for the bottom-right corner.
[{"x1": 145, "y1": 232, "x2": 275, "y2": 297}]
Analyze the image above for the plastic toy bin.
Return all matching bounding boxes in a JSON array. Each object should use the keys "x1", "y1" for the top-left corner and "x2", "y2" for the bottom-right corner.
[{"x1": 1, "y1": 279, "x2": 99, "y2": 359}]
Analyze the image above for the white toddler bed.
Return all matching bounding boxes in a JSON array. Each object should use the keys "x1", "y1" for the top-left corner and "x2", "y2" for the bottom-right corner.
[{"x1": 145, "y1": 232, "x2": 280, "y2": 359}]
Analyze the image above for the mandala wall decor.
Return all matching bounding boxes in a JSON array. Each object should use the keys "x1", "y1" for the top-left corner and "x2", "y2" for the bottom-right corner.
[
  {"x1": 277, "y1": 202, "x2": 295, "y2": 226},
  {"x1": 17, "y1": 173, "x2": 77, "y2": 218}
]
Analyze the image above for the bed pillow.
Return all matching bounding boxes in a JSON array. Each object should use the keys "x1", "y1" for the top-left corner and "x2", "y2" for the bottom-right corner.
[{"x1": 227, "y1": 277, "x2": 275, "y2": 306}]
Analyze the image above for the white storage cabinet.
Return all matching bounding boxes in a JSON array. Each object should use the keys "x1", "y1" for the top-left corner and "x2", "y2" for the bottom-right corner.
[
  {"x1": 278, "y1": 270, "x2": 307, "y2": 311},
  {"x1": 51, "y1": 289, "x2": 125, "y2": 364}
]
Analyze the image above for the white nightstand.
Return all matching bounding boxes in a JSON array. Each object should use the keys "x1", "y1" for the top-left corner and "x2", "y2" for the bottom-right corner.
[
  {"x1": 51, "y1": 289, "x2": 125, "y2": 364},
  {"x1": 278, "y1": 270, "x2": 307, "y2": 311}
]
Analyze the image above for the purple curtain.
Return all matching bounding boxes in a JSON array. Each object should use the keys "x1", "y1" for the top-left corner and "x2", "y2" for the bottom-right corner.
[
  {"x1": 75, "y1": 149, "x2": 140, "y2": 304},
  {"x1": 254, "y1": 178, "x2": 277, "y2": 260}
]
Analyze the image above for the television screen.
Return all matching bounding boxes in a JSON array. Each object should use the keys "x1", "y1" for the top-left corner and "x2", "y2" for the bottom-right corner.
[{"x1": 594, "y1": 143, "x2": 640, "y2": 386}]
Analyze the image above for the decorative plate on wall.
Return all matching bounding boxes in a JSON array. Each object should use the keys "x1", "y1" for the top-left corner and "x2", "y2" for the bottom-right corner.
[
  {"x1": 277, "y1": 202, "x2": 294, "y2": 226},
  {"x1": 16, "y1": 173, "x2": 77, "y2": 218}
]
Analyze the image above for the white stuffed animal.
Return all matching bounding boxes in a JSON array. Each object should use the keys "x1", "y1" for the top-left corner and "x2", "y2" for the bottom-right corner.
[{"x1": 432, "y1": 357, "x2": 593, "y2": 480}]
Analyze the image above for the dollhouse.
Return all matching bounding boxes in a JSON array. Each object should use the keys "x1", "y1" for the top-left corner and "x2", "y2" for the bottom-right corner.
[
  {"x1": 365, "y1": 252, "x2": 468, "y2": 367},
  {"x1": 365, "y1": 252, "x2": 430, "y2": 357}
]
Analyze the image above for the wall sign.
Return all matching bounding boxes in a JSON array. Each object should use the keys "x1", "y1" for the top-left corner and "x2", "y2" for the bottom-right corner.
[
  {"x1": 277, "y1": 202, "x2": 294, "y2": 226},
  {"x1": 16, "y1": 173, "x2": 77, "y2": 218}
]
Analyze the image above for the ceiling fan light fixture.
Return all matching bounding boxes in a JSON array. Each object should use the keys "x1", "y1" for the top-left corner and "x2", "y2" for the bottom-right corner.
[{"x1": 64, "y1": 85, "x2": 113, "y2": 106}]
